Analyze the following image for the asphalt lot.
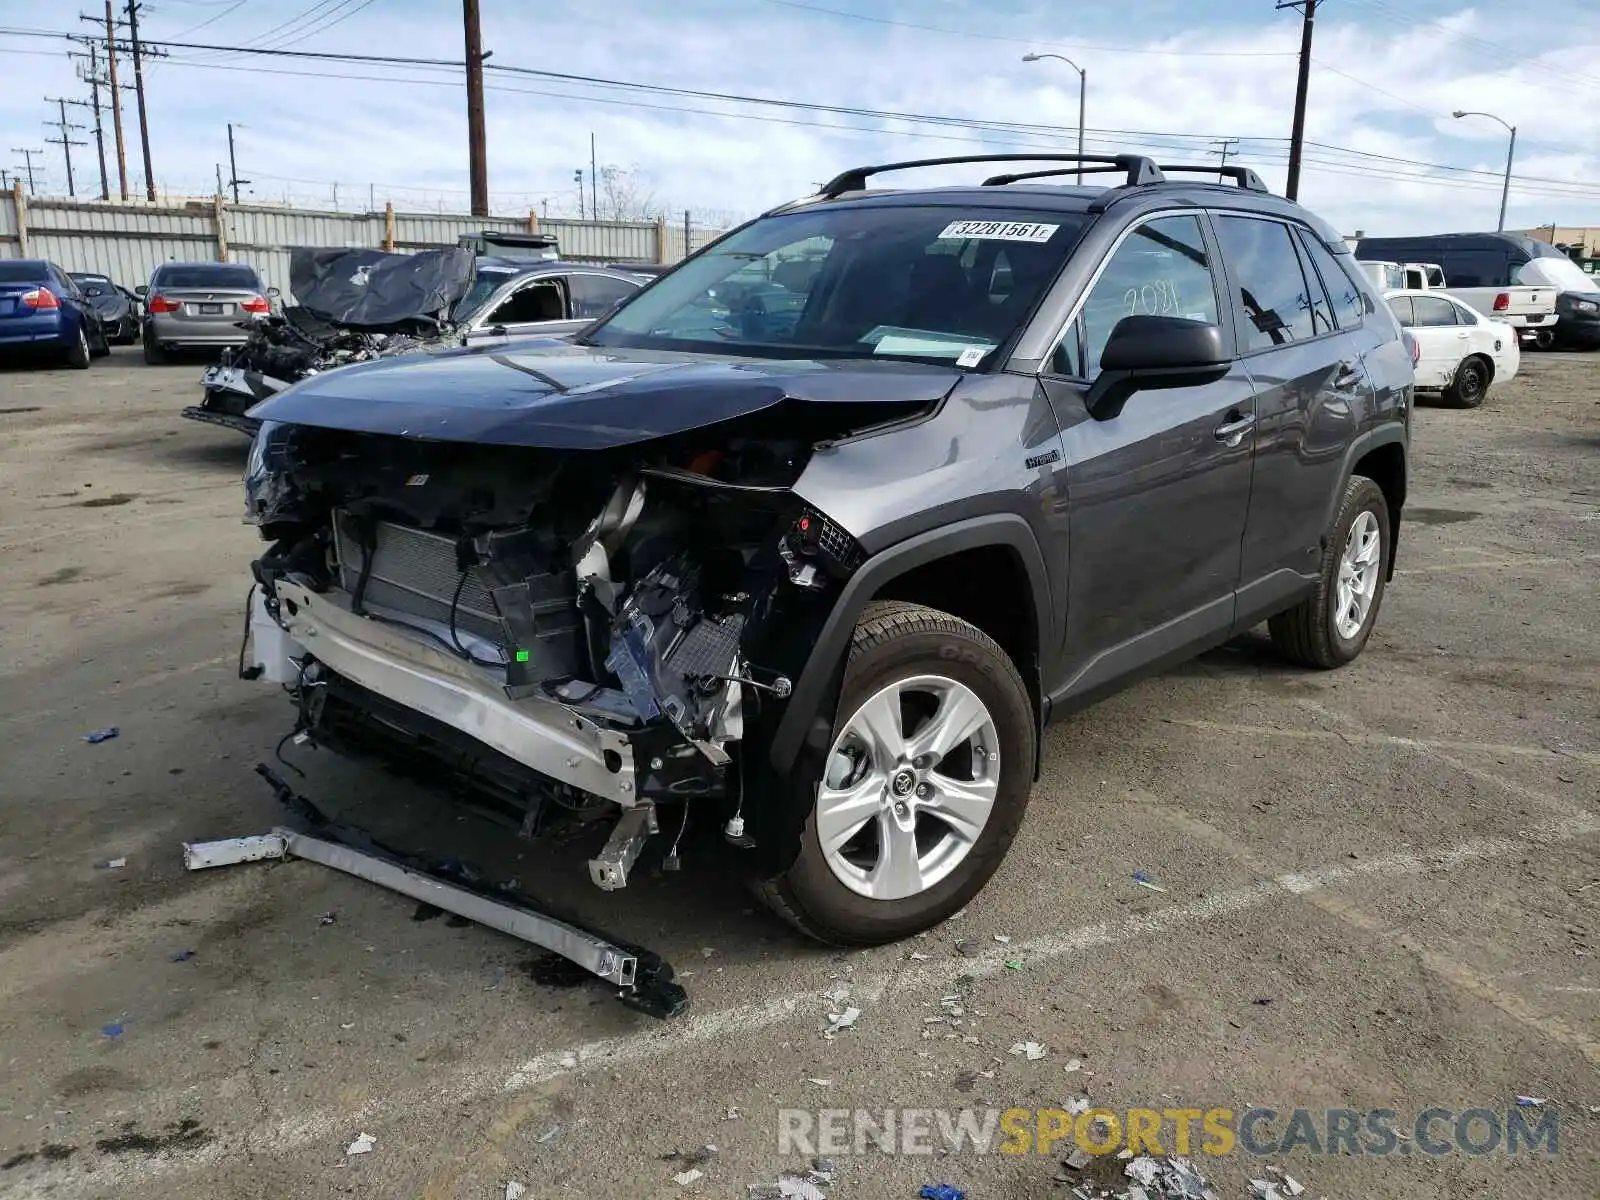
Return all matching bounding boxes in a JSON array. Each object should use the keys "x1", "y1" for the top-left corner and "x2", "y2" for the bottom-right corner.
[{"x1": 0, "y1": 346, "x2": 1596, "y2": 1200}]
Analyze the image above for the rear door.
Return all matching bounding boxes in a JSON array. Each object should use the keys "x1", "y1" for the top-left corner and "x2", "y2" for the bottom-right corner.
[
  {"x1": 1214, "y1": 215, "x2": 1372, "y2": 620},
  {"x1": 1396, "y1": 293, "x2": 1469, "y2": 388},
  {"x1": 568, "y1": 272, "x2": 640, "y2": 321},
  {"x1": 1038, "y1": 211, "x2": 1257, "y2": 698}
]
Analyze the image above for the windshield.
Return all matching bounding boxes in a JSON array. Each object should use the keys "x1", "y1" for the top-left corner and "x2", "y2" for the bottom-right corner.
[
  {"x1": 153, "y1": 265, "x2": 262, "y2": 290},
  {"x1": 584, "y1": 205, "x2": 1089, "y2": 364},
  {"x1": 452, "y1": 269, "x2": 520, "y2": 323},
  {"x1": 1515, "y1": 256, "x2": 1600, "y2": 294}
]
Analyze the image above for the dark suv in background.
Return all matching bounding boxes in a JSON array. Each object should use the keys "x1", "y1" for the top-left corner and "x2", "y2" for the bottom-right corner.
[{"x1": 240, "y1": 153, "x2": 1412, "y2": 950}]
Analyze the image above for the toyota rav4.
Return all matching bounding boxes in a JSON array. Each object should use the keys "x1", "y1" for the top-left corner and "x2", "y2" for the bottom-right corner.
[{"x1": 240, "y1": 153, "x2": 1412, "y2": 948}]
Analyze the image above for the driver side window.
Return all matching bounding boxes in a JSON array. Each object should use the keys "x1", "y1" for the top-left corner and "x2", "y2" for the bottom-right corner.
[
  {"x1": 1068, "y1": 215, "x2": 1220, "y2": 378},
  {"x1": 486, "y1": 279, "x2": 568, "y2": 325}
]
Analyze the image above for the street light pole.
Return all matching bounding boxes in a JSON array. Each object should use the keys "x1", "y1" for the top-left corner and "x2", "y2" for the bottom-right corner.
[
  {"x1": 1022, "y1": 53, "x2": 1086, "y2": 183},
  {"x1": 1452, "y1": 110, "x2": 1516, "y2": 232}
]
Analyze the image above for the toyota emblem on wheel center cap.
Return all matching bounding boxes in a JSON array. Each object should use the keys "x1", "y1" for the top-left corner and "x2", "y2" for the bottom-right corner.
[{"x1": 891, "y1": 770, "x2": 916, "y2": 797}]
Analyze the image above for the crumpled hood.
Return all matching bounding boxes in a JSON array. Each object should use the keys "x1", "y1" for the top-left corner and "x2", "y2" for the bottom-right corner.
[{"x1": 245, "y1": 339, "x2": 963, "y2": 450}]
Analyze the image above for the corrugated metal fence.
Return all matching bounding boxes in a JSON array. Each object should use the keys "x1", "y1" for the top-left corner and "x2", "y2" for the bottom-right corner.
[{"x1": 0, "y1": 187, "x2": 727, "y2": 294}]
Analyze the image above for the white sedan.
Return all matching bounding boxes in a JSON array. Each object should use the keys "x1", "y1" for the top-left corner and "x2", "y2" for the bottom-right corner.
[{"x1": 1384, "y1": 289, "x2": 1519, "y2": 408}]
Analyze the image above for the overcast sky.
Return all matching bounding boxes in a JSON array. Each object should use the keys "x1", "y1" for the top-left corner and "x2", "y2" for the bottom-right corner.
[{"x1": 2, "y1": 0, "x2": 1598, "y2": 236}]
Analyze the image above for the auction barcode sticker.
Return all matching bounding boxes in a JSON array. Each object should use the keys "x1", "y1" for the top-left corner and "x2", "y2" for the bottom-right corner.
[{"x1": 937, "y1": 220, "x2": 1060, "y2": 243}]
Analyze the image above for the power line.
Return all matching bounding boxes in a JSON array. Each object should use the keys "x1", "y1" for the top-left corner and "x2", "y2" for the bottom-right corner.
[{"x1": 756, "y1": 0, "x2": 1298, "y2": 57}]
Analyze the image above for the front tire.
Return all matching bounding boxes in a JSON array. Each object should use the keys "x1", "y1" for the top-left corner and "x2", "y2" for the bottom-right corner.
[
  {"x1": 1442, "y1": 354, "x2": 1489, "y2": 408},
  {"x1": 755, "y1": 601, "x2": 1036, "y2": 945},
  {"x1": 1269, "y1": 476, "x2": 1390, "y2": 669}
]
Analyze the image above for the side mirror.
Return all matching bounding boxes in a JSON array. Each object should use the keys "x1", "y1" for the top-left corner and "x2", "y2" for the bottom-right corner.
[
  {"x1": 267, "y1": 286, "x2": 281, "y2": 298},
  {"x1": 1085, "y1": 315, "x2": 1230, "y2": 419},
  {"x1": 135, "y1": 284, "x2": 149, "y2": 297}
]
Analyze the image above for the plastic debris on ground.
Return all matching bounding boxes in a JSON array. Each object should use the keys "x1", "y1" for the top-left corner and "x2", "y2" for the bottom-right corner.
[
  {"x1": 1065, "y1": 1096, "x2": 1090, "y2": 1115},
  {"x1": 1124, "y1": 1155, "x2": 1220, "y2": 1200},
  {"x1": 746, "y1": 1169, "x2": 830, "y2": 1199},
  {"x1": 1131, "y1": 870, "x2": 1167, "y2": 892},
  {"x1": 100, "y1": 1020, "x2": 125, "y2": 1040},
  {"x1": 807, "y1": 1078, "x2": 833, "y2": 1087},
  {"x1": 93, "y1": 857, "x2": 127, "y2": 870},
  {"x1": 1009, "y1": 1040, "x2": 1047, "y2": 1060},
  {"x1": 345, "y1": 1132, "x2": 376, "y2": 1156},
  {"x1": 82, "y1": 727, "x2": 120, "y2": 744},
  {"x1": 505, "y1": 1182, "x2": 527, "y2": 1200},
  {"x1": 822, "y1": 982, "x2": 851, "y2": 1006},
  {"x1": 1063, "y1": 1057, "x2": 1083, "y2": 1073},
  {"x1": 318, "y1": 911, "x2": 338, "y2": 925},
  {"x1": 1005, "y1": 960, "x2": 1024, "y2": 970},
  {"x1": 675, "y1": 1168, "x2": 705, "y2": 1186},
  {"x1": 919, "y1": 1185, "x2": 966, "y2": 1200},
  {"x1": 954, "y1": 939, "x2": 979, "y2": 957},
  {"x1": 1062, "y1": 1147, "x2": 1092, "y2": 1170},
  {"x1": 823, "y1": 1006, "x2": 860, "y2": 1037},
  {"x1": 993, "y1": 934, "x2": 1011, "y2": 944},
  {"x1": 1515, "y1": 1095, "x2": 1547, "y2": 1107},
  {"x1": 170, "y1": 949, "x2": 196, "y2": 962},
  {"x1": 535, "y1": 1122, "x2": 561, "y2": 1143},
  {"x1": 909, "y1": 952, "x2": 930, "y2": 961}
]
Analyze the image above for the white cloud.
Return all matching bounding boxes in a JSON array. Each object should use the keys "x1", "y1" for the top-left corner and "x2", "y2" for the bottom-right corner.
[{"x1": 1, "y1": 0, "x2": 1598, "y2": 235}]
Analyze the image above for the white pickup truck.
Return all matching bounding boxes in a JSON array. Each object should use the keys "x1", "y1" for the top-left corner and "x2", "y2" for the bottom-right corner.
[{"x1": 1358, "y1": 259, "x2": 1559, "y2": 347}]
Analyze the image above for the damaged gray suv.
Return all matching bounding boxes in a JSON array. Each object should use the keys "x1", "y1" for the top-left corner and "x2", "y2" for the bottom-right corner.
[{"x1": 242, "y1": 153, "x2": 1412, "y2": 951}]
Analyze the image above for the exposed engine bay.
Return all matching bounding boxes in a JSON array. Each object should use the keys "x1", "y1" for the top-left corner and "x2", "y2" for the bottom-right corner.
[{"x1": 242, "y1": 405, "x2": 905, "y2": 887}]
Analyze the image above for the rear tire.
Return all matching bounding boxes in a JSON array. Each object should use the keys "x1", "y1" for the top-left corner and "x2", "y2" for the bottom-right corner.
[
  {"x1": 1442, "y1": 354, "x2": 1490, "y2": 408},
  {"x1": 1532, "y1": 327, "x2": 1555, "y2": 351},
  {"x1": 754, "y1": 601, "x2": 1036, "y2": 945},
  {"x1": 65, "y1": 326, "x2": 91, "y2": 370},
  {"x1": 142, "y1": 326, "x2": 166, "y2": 364},
  {"x1": 1269, "y1": 476, "x2": 1390, "y2": 669}
]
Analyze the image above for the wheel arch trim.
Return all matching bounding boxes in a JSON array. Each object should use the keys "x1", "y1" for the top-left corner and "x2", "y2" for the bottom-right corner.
[{"x1": 767, "y1": 514, "x2": 1052, "y2": 776}]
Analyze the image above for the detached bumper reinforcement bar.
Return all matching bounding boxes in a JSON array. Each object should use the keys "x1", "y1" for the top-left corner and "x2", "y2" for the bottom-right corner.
[{"x1": 183, "y1": 765, "x2": 687, "y2": 1018}]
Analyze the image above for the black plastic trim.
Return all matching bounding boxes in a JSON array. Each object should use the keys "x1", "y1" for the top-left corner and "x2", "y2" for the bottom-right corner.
[{"x1": 768, "y1": 514, "x2": 1053, "y2": 774}]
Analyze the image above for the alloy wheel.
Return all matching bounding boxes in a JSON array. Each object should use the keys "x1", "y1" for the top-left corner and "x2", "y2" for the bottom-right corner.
[
  {"x1": 815, "y1": 674, "x2": 1000, "y2": 901},
  {"x1": 1333, "y1": 510, "x2": 1382, "y2": 640}
]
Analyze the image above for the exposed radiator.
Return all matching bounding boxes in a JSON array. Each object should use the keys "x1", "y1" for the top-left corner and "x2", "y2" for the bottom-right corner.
[{"x1": 333, "y1": 510, "x2": 506, "y2": 649}]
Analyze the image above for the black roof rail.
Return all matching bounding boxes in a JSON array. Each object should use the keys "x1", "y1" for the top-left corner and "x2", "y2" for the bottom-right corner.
[
  {"x1": 817, "y1": 154, "x2": 1165, "y2": 198},
  {"x1": 1154, "y1": 164, "x2": 1270, "y2": 193},
  {"x1": 981, "y1": 165, "x2": 1131, "y2": 186}
]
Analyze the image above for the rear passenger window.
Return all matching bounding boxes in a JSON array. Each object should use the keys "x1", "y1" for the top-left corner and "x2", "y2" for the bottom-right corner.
[
  {"x1": 1214, "y1": 216, "x2": 1319, "y2": 351},
  {"x1": 1385, "y1": 296, "x2": 1415, "y2": 327},
  {"x1": 1076, "y1": 214, "x2": 1220, "y2": 376},
  {"x1": 1296, "y1": 230, "x2": 1366, "y2": 329},
  {"x1": 1411, "y1": 295, "x2": 1460, "y2": 327}
]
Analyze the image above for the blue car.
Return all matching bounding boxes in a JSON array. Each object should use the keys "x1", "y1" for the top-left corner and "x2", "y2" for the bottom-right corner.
[{"x1": 0, "y1": 259, "x2": 111, "y2": 368}]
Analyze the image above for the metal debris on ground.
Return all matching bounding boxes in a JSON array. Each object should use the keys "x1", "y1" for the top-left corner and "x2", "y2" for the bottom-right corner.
[
  {"x1": 1063, "y1": 1147, "x2": 1092, "y2": 1169},
  {"x1": 318, "y1": 911, "x2": 338, "y2": 925},
  {"x1": 919, "y1": 1185, "x2": 966, "y2": 1200},
  {"x1": 345, "y1": 1132, "x2": 376, "y2": 1155},
  {"x1": 504, "y1": 1182, "x2": 527, "y2": 1200},
  {"x1": 724, "y1": 1107, "x2": 741, "y2": 1120},
  {"x1": 746, "y1": 1172, "x2": 828, "y2": 1200},
  {"x1": 93, "y1": 857, "x2": 127, "y2": 870},
  {"x1": 822, "y1": 982, "x2": 851, "y2": 1005},
  {"x1": 82, "y1": 727, "x2": 120, "y2": 744},
  {"x1": 909, "y1": 952, "x2": 931, "y2": 961},
  {"x1": 807, "y1": 1078, "x2": 833, "y2": 1087},
  {"x1": 1131, "y1": 870, "x2": 1167, "y2": 892},
  {"x1": 1123, "y1": 1155, "x2": 1220, "y2": 1200},
  {"x1": 1009, "y1": 1041, "x2": 1047, "y2": 1060},
  {"x1": 954, "y1": 938, "x2": 979, "y2": 957},
  {"x1": 535, "y1": 1123, "x2": 561, "y2": 1143},
  {"x1": 485, "y1": 966, "x2": 507, "y2": 991},
  {"x1": 809, "y1": 1157, "x2": 836, "y2": 1183},
  {"x1": 1066, "y1": 1096, "x2": 1090, "y2": 1116},
  {"x1": 823, "y1": 1006, "x2": 860, "y2": 1037},
  {"x1": 993, "y1": 934, "x2": 1011, "y2": 943},
  {"x1": 170, "y1": 949, "x2": 196, "y2": 962},
  {"x1": 675, "y1": 1167, "x2": 705, "y2": 1185},
  {"x1": 1515, "y1": 1095, "x2": 1547, "y2": 1107}
]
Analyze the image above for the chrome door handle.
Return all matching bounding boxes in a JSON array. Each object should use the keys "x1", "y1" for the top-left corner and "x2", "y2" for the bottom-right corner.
[{"x1": 1213, "y1": 412, "x2": 1256, "y2": 447}]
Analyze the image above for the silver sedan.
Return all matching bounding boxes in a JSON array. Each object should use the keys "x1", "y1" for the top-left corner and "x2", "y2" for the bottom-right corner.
[{"x1": 139, "y1": 261, "x2": 277, "y2": 363}]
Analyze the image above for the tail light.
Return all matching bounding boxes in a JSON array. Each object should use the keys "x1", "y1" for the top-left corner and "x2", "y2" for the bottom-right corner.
[
  {"x1": 148, "y1": 294, "x2": 181, "y2": 314},
  {"x1": 1403, "y1": 330, "x2": 1420, "y2": 366},
  {"x1": 20, "y1": 287, "x2": 60, "y2": 310},
  {"x1": 241, "y1": 295, "x2": 271, "y2": 314},
  {"x1": 1492, "y1": 293, "x2": 1510, "y2": 312}
]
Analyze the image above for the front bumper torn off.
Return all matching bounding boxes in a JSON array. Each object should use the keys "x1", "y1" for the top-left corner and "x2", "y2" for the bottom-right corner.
[{"x1": 271, "y1": 580, "x2": 639, "y2": 806}]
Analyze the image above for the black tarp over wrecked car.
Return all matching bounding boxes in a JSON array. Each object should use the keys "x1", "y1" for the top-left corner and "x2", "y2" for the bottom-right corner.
[{"x1": 289, "y1": 246, "x2": 476, "y2": 328}]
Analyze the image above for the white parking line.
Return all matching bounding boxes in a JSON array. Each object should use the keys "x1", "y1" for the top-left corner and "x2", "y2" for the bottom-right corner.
[{"x1": 19, "y1": 808, "x2": 1600, "y2": 1193}]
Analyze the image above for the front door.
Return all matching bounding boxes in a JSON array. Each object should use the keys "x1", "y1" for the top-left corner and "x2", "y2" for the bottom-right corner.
[
  {"x1": 1038, "y1": 212, "x2": 1256, "y2": 703},
  {"x1": 1391, "y1": 292, "x2": 1469, "y2": 389}
]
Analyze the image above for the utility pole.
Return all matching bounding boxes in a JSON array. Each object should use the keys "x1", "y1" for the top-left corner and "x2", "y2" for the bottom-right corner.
[
  {"x1": 226, "y1": 122, "x2": 249, "y2": 204},
  {"x1": 1278, "y1": 0, "x2": 1316, "y2": 201},
  {"x1": 0, "y1": 169, "x2": 10, "y2": 190},
  {"x1": 12, "y1": 148, "x2": 44, "y2": 193},
  {"x1": 88, "y1": 2, "x2": 130, "y2": 199},
  {"x1": 589, "y1": 132, "x2": 599, "y2": 219},
  {"x1": 44, "y1": 99, "x2": 89, "y2": 197},
  {"x1": 463, "y1": 0, "x2": 489, "y2": 217},
  {"x1": 125, "y1": 0, "x2": 155, "y2": 200},
  {"x1": 1209, "y1": 137, "x2": 1240, "y2": 182},
  {"x1": 69, "y1": 44, "x2": 111, "y2": 199}
]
